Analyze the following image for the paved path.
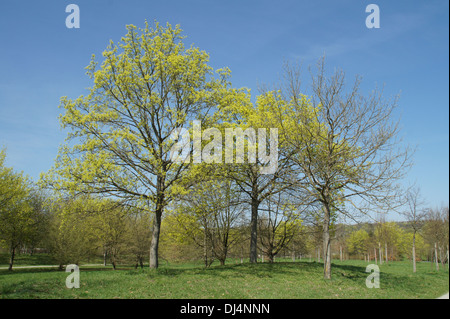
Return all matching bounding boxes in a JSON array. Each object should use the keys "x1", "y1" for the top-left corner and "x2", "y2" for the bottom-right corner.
[
  {"x1": 437, "y1": 292, "x2": 449, "y2": 299},
  {"x1": 0, "y1": 264, "x2": 102, "y2": 270}
]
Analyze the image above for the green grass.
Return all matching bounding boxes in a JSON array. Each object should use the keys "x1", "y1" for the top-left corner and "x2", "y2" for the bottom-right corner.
[
  {"x1": 0, "y1": 258, "x2": 448, "y2": 299},
  {"x1": 0, "y1": 253, "x2": 58, "y2": 267}
]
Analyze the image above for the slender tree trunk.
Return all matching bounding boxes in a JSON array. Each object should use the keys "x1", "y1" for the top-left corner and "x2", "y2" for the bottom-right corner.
[
  {"x1": 8, "y1": 245, "x2": 16, "y2": 271},
  {"x1": 249, "y1": 196, "x2": 260, "y2": 264},
  {"x1": 203, "y1": 230, "x2": 208, "y2": 267},
  {"x1": 385, "y1": 242, "x2": 388, "y2": 264},
  {"x1": 374, "y1": 247, "x2": 377, "y2": 264},
  {"x1": 447, "y1": 246, "x2": 449, "y2": 270},
  {"x1": 379, "y1": 242, "x2": 383, "y2": 265},
  {"x1": 434, "y1": 242, "x2": 439, "y2": 271},
  {"x1": 412, "y1": 232, "x2": 416, "y2": 273},
  {"x1": 103, "y1": 249, "x2": 107, "y2": 267}
]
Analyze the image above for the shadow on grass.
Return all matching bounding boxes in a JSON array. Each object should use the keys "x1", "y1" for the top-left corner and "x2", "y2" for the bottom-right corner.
[{"x1": 140, "y1": 261, "x2": 324, "y2": 280}]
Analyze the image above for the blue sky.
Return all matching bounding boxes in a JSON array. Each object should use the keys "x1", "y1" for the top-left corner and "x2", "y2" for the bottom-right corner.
[{"x1": 0, "y1": 0, "x2": 448, "y2": 218}]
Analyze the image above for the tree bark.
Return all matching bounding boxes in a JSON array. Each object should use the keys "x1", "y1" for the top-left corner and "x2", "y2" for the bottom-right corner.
[
  {"x1": 323, "y1": 202, "x2": 332, "y2": 280},
  {"x1": 434, "y1": 242, "x2": 439, "y2": 271},
  {"x1": 203, "y1": 228, "x2": 208, "y2": 268},
  {"x1": 385, "y1": 242, "x2": 388, "y2": 264},
  {"x1": 412, "y1": 232, "x2": 416, "y2": 273},
  {"x1": 379, "y1": 242, "x2": 383, "y2": 265},
  {"x1": 103, "y1": 249, "x2": 107, "y2": 267},
  {"x1": 8, "y1": 245, "x2": 15, "y2": 271},
  {"x1": 249, "y1": 196, "x2": 260, "y2": 263},
  {"x1": 149, "y1": 175, "x2": 165, "y2": 269},
  {"x1": 149, "y1": 208, "x2": 162, "y2": 269}
]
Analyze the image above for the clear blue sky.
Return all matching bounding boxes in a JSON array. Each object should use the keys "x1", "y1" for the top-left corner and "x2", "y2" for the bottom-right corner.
[{"x1": 0, "y1": 0, "x2": 448, "y2": 218}]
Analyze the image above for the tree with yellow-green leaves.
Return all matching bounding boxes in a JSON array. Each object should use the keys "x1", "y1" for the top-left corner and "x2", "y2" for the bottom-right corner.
[
  {"x1": 347, "y1": 229, "x2": 370, "y2": 259},
  {"x1": 169, "y1": 178, "x2": 245, "y2": 266},
  {"x1": 258, "y1": 192, "x2": 304, "y2": 263},
  {"x1": 216, "y1": 83, "x2": 302, "y2": 264},
  {"x1": 41, "y1": 21, "x2": 247, "y2": 269},
  {"x1": 0, "y1": 149, "x2": 43, "y2": 271},
  {"x1": 45, "y1": 195, "x2": 99, "y2": 269}
]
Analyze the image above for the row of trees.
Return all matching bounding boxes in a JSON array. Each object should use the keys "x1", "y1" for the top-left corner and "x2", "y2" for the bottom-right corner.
[
  {"x1": 2, "y1": 147, "x2": 447, "y2": 272},
  {"x1": 2, "y1": 21, "x2": 417, "y2": 279},
  {"x1": 0, "y1": 149, "x2": 48, "y2": 270},
  {"x1": 344, "y1": 208, "x2": 449, "y2": 270}
]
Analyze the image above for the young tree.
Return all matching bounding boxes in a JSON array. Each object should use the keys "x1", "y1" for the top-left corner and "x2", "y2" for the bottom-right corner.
[
  {"x1": 42, "y1": 21, "x2": 246, "y2": 268},
  {"x1": 45, "y1": 196, "x2": 98, "y2": 269},
  {"x1": 0, "y1": 149, "x2": 35, "y2": 271},
  {"x1": 173, "y1": 179, "x2": 244, "y2": 266},
  {"x1": 218, "y1": 87, "x2": 297, "y2": 263},
  {"x1": 423, "y1": 206, "x2": 449, "y2": 270},
  {"x1": 268, "y1": 60, "x2": 412, "y2": 279},
  {"x1": 126, "y1": 209, "x2": 152, "y2": 269},
  {"x1": 400, "y1": 187, "x2": 427, "y2": 272},
  {"x1": 347, "y1": 229, "x2": 370, "y2": 259},
  {"x1": 89, "y1": 199, "x2": 129, "y2": 270},
  {"x1": 258, "y1": 192, "x2": 303, "y2": 262}
]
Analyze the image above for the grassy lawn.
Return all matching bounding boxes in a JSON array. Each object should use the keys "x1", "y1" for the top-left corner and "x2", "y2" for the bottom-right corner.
[{"x1": 0, "y1": 257, "x2": 448, "y2": 299}]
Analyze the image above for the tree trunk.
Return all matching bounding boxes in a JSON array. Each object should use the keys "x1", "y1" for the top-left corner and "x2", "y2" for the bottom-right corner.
[
  {"x1": 447, "y1": 246, "x2": 449, "y2": 270},
  {"x1": 103, "y1": 249, "x2": 107, "y2": 267},
  {"x1": 379, "y1": 242, "x2": 383, "y2": 265},
  {"x1": 8, "y1": 245, "x2": 16, "y2": 271},
  {"x1": 412, "y1": 232, "x2": 416, "y2": 273},
  {"x1": 203, "y1": 226, "x2": 208, "y2": 267},
  {"x1": 434, "y1": 242, "x2": 439, "y2": 271},
  {"x1": 385, "y1": 242, "x2": 388, "y2": 264},
  {"x1": 149, "y1": 175, "x2": 165, "y2": 269},
  {"x1": 249, "y1": 196, "x2": 260, "y2": 263},
  {"x1": 149, "y1": 208, "x2": 162, "y2": 269},
  {"x1": 323, "y1": 202, "x2": 332, "y2": 280}
]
